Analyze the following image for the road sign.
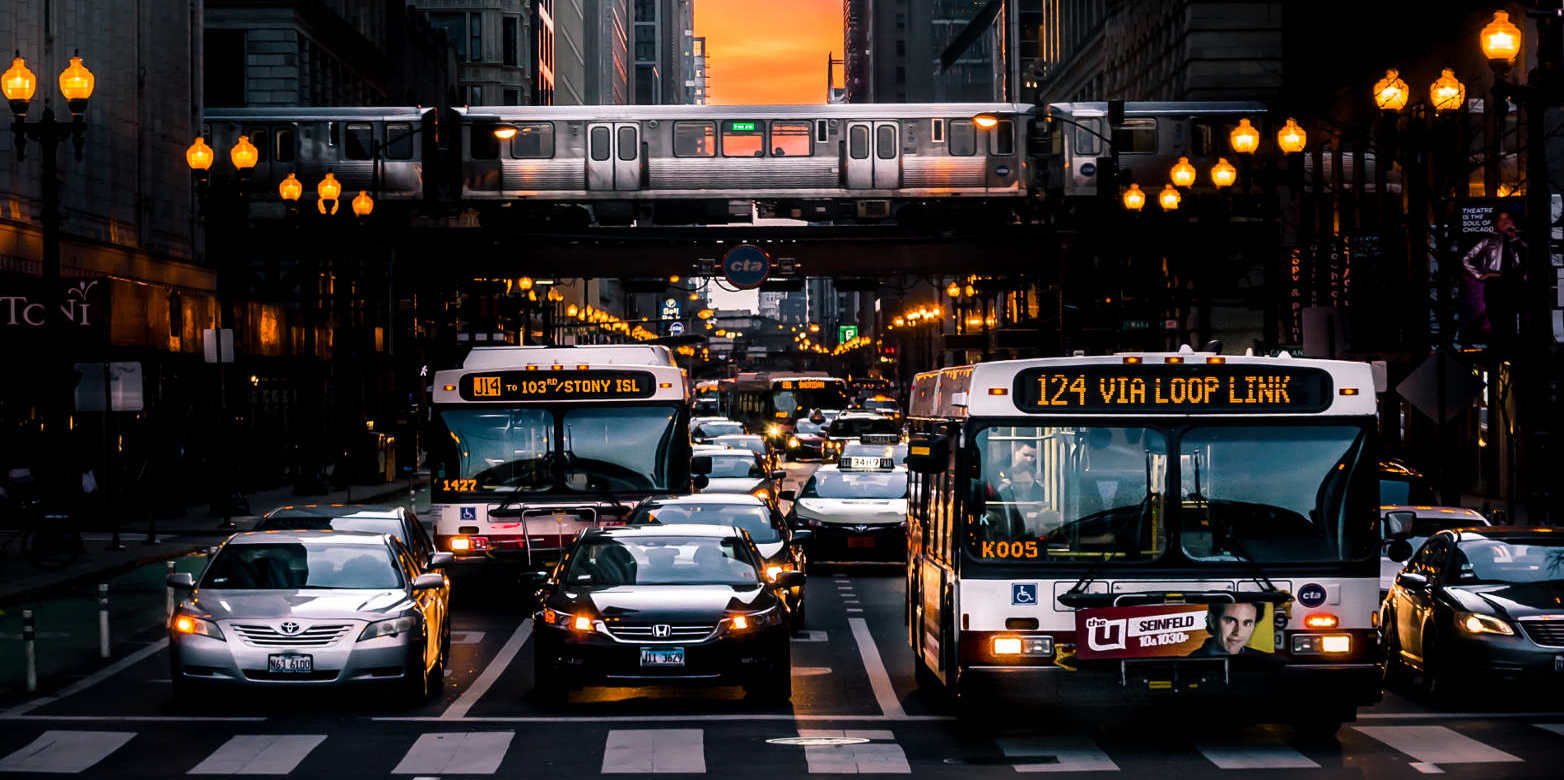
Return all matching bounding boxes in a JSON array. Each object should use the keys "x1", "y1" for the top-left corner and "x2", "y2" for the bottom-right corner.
[
  {"x1": 838, "y1": 325, "x2": 859, "y2": 342},
  {"x1": 721, "y1": 244, "x2": 771, "y2": 290},
  {"x1": 73, "y1": 362, "x2": 144, "y2": 412},
  {"x1": 202, "y1": 328, "x2": 234, "y2": 364},
  {"x1": 1396, "y1": 352, "x2": 1482, "y2": 423},
  {"x1": 667, "y1": 321, "x2": 685, "y2": 336},
  {"x1": 660, "y1": 297, "x2": 681, "y2": 321}
]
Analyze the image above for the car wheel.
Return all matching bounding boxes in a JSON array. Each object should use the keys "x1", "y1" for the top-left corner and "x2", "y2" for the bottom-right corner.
[
  {"x1": 531, "y1": 647, "x2": 570, "y2": 704},
  {"x1": 399, "y1": 643, "x2": 433, "y2": 705},
  {"x1": 791, "y1": 597, "x2": 808, "y2": 635},
  {"x1": 1381, "y1": 611, "x2": 1409, "y2": 689},
  {"x1": 169, "y1": 671, "x2": 203, "y2": 710},
  {"x1": 1420, "y1": 633, "x2": 1462, "y2": 706}
]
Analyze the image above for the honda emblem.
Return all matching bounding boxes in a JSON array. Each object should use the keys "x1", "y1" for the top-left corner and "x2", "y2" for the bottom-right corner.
[{"x1": 653, "y1": 624, "x2": 671, "y2": 639}]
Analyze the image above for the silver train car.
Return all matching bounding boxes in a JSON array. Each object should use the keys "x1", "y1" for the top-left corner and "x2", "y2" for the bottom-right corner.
[
  {"x1": 201, "y1": 107, "x2": 438, "y2": 203},
  {"x1": 452, "y1": 103, "x2": 1032, "y2": 224},
  {"x1": 1035, "y1": 101, "x2": 1268, "y2": 199}
]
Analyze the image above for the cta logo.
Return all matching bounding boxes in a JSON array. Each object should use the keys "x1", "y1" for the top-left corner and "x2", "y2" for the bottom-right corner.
[
  {"x1": 1084, "y1": 616, "x2": 1127, "y2": 652},
  {"x1": 1297, "y1": 583, "x2": 1327, "y2": 608}
]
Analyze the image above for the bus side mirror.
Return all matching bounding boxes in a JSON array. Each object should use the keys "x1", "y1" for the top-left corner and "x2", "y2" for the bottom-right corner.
[
  {"x1": 1384, "y1": 510, "x2": 1414, "y2": 539},
  {"x1": 903, "y1": 434, "x2": 949, "y2": 474},
  {"x1": 1387, "y1": 538, "x2": 1414, "y2": 563}
]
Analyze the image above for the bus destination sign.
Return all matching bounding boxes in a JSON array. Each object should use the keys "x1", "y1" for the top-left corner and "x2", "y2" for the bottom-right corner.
[
  {"x1": 459, "y1": 370, "x2": 657, "y2": 401},
  {"x1": 1012, "y1": 365, "x2": 1333, "y2": 414}
]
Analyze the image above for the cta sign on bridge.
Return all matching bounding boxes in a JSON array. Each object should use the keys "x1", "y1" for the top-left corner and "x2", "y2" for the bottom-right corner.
[{"x1": 722, "y1": 244, "x2": 771, "y2": 289}]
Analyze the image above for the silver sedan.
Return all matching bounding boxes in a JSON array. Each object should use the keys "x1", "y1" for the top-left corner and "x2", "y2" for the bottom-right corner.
[{"x1": 168, "y1": 530, "x2": 451, "y2": 705}]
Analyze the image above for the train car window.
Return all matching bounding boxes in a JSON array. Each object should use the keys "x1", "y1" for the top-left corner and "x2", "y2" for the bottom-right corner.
[
  {"x1": 993, "y1": 120, "x2": 1014, "y2": 155},
  {"x1": 815, "y1": 119, "x2": 828, "y2": 143},
  {"x1": 849, "y1": 125, "x2": 869, "y2": 159},
  {"x1": 384, "y1": 122, "x2": 414, "y2": 159},
  {"x1": 246, "y1": 128, "x2": 270, "y2": 162},
  {"x1": 1112, "y1": 118, "x2": 1158, "y2": 154},
  {"x1": 590, "y1": 126, "x2": 611, "y2": 161},
  {"x1": 673, "y1": 121, "x2": 715, "y2": 156},
  {"x1": 771, "y1": 121, "x2": 811, "y2": 156},
  {"x1": 875, "y1": 125, "x2": 897, "y2": 159},
  {"x1": 471, "y1": 123, "x2": 501, "y2": 159},
  {"x1": 344, "y1": 123, "x2": 374, "y2": 160},
  {"x1": 721, "y1": 120, "x2": 764, "y2": 157},
  {"x1": 947, "y1": 120, "x2": 976, "y2": 156},
  {"x1": 932, "y1": 118, "x2": 945, "y2": 142},
  {"x1": 1191, "y1": 121, "x2": 1221, "y2": 156},
  {"x1": 510, "y1": 122, "x2": 554, "y2": 158},
  {"x1": 617, "y1": 126, "x2": 638, "y2": 161},
  {"x1": 328, "y1": 121, "x2": 339, "y2": 147},
  {"x1": 275, "y1": 128, "x2": 296, "y2": 162},
  {"x1": 1074, "y1": 117, "x2": 1102, "y2": 156}
]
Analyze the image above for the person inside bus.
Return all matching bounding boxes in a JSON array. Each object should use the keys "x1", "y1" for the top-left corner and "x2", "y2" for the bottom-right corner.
[{"x1": 1186, "y1": 602, "x2": 1266, "y2": 656}]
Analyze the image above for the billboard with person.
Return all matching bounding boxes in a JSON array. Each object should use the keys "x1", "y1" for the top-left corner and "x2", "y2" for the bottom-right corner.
[
  {"x1": 1456, "y1": 198, "x2": 1527, "y2": 349},
  {"x1": 1075, "y1": 601, "x2": 1275, "y2": 660}
]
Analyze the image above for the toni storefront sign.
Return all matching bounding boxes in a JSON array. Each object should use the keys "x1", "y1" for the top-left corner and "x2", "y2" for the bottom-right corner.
[{"x1": 0, "y1": 276, "x2": 110, "y2": 345}]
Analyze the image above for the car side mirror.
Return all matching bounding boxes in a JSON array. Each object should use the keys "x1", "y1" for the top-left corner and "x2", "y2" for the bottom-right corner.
[
  {"x1": 771, "y1": 470, "x2": 786, "y2": 480},
  {"x1": 1395, "y1": 570, "x2": 1428, "y2": 590},
  {"x1": 1386, "y1": 539, "x2": 1414, "y2": 563},
  {"x1": 412, "y1": 573, "x2": 445, "y2": 591},
  {"x1": 778, "y1": 489, "x2": 796, "y2": 502},
  {"x1": 1385, "y1": 510, "x2": 1415, "y2": 539},
  {"x1": 428, "y1": 552, "x2": 454, "y2": 569},
  {"x1": 525, "y1": 570, "x2": 550, "y2": 587},
  {"x1": 167, "y1": 572, "x2": 195, "y2": 589},
  {"x1": 691, "y1": 455, "x2": 712, "y2": 476},
  {"x1": 790, "y1": 529, "x2": 813, "y2": 545},
  {"x1": 774, "y1": 570, "x2": 806, "y2": 588},
  {"x1": 693, "y1": 474, "x2": 710, "y2": 491}
]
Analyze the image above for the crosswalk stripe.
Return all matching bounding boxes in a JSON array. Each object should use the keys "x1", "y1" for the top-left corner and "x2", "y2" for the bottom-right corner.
[
  {"x1": 188, "y1": 735, "x2": 326, "y2": 775},
  {"x1": 392, "y1": 732, "x2": 514, "y2": 774},
  {"x1": 1195, "y1": 740, "x2": 1318, "y2": 769},
  {"x1": 1534, "y1": 723, "x2": 1564, "y2": 737},
  {"x1": 799, "y1": 730, "x2": 908, "y2": 773},
  {"x1": 1353, "y1": 726, "x2": 1521, "y2": 767},
  {"x1": 0, "y1": 730, "x2": 136, "y2": 774},
  {"x1": 602, "y1": 729, "x2": 705, "y2": 773},
  {"x1": 999, "y1": 736, "x2": 1119, "y2": 773}
]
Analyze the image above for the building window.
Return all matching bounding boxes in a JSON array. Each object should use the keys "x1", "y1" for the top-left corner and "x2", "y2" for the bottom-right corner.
[
  {"x1": 635, "y1": 24, "x2": 656, "y2": 61},
  {"x1": 503, "y1": 16, "x2": 518, "y2": 66},
  {"x1": 511, "y1": 123, "x2": 555, "y2": 158},
  {"x1": 204, "y1": 29, "x2": 246, "y2": 107},
  {"x1": 504, "y1": 88, "x2": 520, "y2": 105},
  {"x1": 470, "y1": 12, "x2": 483, "y2": 61},
  {"x1": 635, "y1": 0, "x2": 655, "y2": 22},
  {"x1": 896, "y1": 40, "x2": 905, "y2": 57},
  {"x1": 721, "y1": 120, "x2": 764, "y2": 157},
  {"x1": 429, "y1": 13, "x2": 465, "y2": 60},
  {"x1": 673, "y1": 122, "x2": 715, "y2": 156},
  {"x1": 469, "y1": 84, "x2": 483, "y2": 106},
  {"x1": 770, "y1": 121, "x2": 811, "y2": 157},
  {"x1": 895, "y1": 66, "x2": 905, "y2": 84}
]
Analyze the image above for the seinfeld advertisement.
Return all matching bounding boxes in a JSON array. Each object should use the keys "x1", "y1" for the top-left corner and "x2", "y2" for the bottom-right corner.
[{"x1": 1075, "y1": 602, "x2": 1274, "y2": 660}]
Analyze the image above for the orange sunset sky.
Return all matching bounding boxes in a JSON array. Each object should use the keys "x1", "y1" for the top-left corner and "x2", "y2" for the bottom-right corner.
[{"x1": 695, "y1": 0, "x2": 844, "y2": 105}]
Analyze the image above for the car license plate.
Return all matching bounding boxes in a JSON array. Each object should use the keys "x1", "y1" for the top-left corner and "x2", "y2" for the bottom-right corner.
[
  {"x1": 267, "y1": 654, "x2": 314, "y2": 673},
  {"x1": 640, "y1": 647, "x2": 685, "y2": 667},
  {"x1": 848, "y1": 537, "x2": 875, "y2": 548}
]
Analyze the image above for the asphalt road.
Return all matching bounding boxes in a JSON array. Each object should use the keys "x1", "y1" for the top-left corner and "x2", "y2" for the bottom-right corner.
[{"x1": 1, "y1": 462, "x2": 1560, "y2": 777}]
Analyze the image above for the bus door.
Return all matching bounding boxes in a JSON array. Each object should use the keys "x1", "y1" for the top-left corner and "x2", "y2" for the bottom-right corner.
[{"x1": 587, "y1": 123, "x2": 642, "y2": 190}]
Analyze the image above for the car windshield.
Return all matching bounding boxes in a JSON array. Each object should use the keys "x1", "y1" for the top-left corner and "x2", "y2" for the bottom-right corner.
[
  {"x1": 696, "y1": 421, "x2": 744, "y2": 438},
  {"x1": 828, "y1": 416, "x2": 899, "y2": 437},
  {"x1": 256, "y1": 515, "x2": 405, "y2": 545},
  {"x1": 1386, "y1": 514, "x2": 1487, "y2": 540},
  {"x1": 971, "y1": 426, "x2": 1168, "y2": 562},
  {"x1": 864, "y1": 400, "x2": 898, "y2": 414},
  {"x1": 629, "y1": 504, "x2": 780, "y2": 543},
  {"x1": 564, "y1": 536, "x2": 760, "y2": 585},
  {"x1": 433, "y1": 405, "x2": 679, "y2": 495},
  {"x1": 802, "y1": 470, "x2": 908, "y2": 499},
  {"x1": 706, "y1": 453, "x2": 765, "y2": 478},
  {"x1": 1450, "y1": 538, "x2": 1564, "y2": 584},
  {"x1": 796, "y1": 419, "x2": 825, "y2": 434},
  {"x1": 715, "y1": 436, "x2": 765, "y2": 454},
  {"x1": 840, "y1": 443, "x2": 907, "y2": 463},
  {"x1": 202, "y1": 542, "x2": 402, "y2": 590}
]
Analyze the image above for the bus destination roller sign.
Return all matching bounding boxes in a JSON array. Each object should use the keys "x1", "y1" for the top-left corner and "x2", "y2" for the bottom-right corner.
[
  {"x1": 1012, "y1": 364, "x2": 1334, "y2": 414},
  {"x1": 460, "y1": 370, "x2": 657, "y2": 401}
]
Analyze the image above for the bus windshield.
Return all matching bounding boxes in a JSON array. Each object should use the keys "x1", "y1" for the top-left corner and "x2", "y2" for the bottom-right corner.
[
  {"x1": 772, "y1": 383, "x2": 849, "y2": 416},
  {"x1": 968, "y1": 424, "x2": 1374, "y2": 564},
  {"x1": 435, "y1": 405, "x2": 679, "y2": 495}
]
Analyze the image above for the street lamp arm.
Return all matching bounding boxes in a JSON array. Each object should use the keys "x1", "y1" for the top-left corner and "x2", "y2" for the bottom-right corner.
[{"x1": 1044, "y1": 114, "x2": 1117, "y2": 152}]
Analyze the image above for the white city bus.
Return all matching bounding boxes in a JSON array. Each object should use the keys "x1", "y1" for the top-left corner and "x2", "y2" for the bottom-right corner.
[
  {"x1": 428, "y1": 345, "x2": 693, "y2": 571},
  {"x1": 905, "y1": 349, "x2": 1384, "y2": 731}
]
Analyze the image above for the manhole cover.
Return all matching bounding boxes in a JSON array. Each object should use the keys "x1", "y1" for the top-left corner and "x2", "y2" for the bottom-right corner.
[{"x1": 766, "y1": 737, "x2": 872, "y2": 747}]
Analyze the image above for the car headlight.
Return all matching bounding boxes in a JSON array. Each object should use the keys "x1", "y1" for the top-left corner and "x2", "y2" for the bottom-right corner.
[
  {"x1": 358, "y1": 615, "x2": 418, "y2": 642},
  {"x1": 1456, "y1": 610, "x2": 1514, "y2": 636},
  {"x1": 172, "y1": 613, "x2": 224, "y2": 640},
  {"x1": 539, "y1": 607, "x2": 595, "y2": 632},
  {"x1": 787, "y1": 437, "x2": 800, "y2": 449},
  {"x1": 764, "y1": 563, "x2": 796, "y2": 582},
  {"x1": 766, "y1": 424, "x2": 782, "y2": 437},
  {"x1": 727, "y1": 607, "x2": 783, "y2": 631}
]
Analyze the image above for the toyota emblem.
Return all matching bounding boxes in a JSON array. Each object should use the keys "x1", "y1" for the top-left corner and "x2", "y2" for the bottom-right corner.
[
  {"x1": 653, "y1": 624, "x2": 671, "y2": 638},
  {"x1": 278, "y1": 621, "x2": 302, "y2": 635}
]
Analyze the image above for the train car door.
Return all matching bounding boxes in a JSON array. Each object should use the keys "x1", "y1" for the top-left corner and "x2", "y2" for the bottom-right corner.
[
  {"x1": 587, "y1": 123, "x2": 642, "y2": 190},
  {"x1": 873, "y1": 121, "x2": 901, "y2": 189},
  {"x1": 845, "y1": 122, "x2": 873, "y2": 189}
]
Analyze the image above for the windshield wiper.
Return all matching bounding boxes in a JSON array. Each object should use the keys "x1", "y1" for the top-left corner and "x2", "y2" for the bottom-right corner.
[{"x1": 1206, "y1": 508, "x2": 1283, "y2": 595}]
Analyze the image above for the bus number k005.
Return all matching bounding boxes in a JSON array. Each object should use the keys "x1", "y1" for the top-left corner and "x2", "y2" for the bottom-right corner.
[{"x1": 980, "y1": 540, "x2": 1039, "y2": 559}]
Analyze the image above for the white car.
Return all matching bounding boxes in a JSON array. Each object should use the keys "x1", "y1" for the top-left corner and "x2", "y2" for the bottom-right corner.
[
  {"x1": 782, "y1": 463, "x2": 908, "y2": 563},
  {"x1": 1379, "y1": 505, "x2": 1490, "y2": 593}
]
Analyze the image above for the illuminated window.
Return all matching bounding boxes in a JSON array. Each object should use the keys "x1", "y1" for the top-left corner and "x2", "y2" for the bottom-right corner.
[
  {"x1": 722, "y1": 120, "x2": 764, "y2": 157},
  {"x1": 674, "y1": 121, "x2": 715, "y2": 156},
  {"x1": 770, "y1": 121, "x2": 811, "y2": 156}
]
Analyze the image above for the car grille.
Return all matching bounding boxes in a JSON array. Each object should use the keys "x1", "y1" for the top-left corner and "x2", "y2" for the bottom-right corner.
[
  {"x1": 241, "y1": 669, "x2": 339, "y2": 681},
  {"x1": 1520, "y1": 618, "x2": 1564, "y2": 647},
  {"x1": 230, "y1": 623, "x2": 354, "y2": 647},
  {"x1": 605, "y1": 623, "x2": 717, "y2": 642}
]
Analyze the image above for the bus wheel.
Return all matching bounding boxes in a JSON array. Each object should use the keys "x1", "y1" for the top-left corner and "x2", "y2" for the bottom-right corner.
[
  {"x1": 1291, "y1": 708, "x2": 1349, "y2": 744},
  {"x1": 914, "y1": 659, "x2": 943, "y2": 694}
]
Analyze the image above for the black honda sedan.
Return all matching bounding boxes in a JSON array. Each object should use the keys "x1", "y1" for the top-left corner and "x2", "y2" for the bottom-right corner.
[
  {"x1": 1382, "y1": 526, "x2": 1564, "y2": 698},
  {"x1": 530, "y1": 524, "x2": 803, "y2": 702}
]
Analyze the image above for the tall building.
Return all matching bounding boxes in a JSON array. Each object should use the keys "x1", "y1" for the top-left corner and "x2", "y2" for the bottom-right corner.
[
  {"x1": 843, "y1": 0, "x2": 1009, "y2": 103},
  {"x1": 633, "y1": 0, "x2": 697, "y2": 104},
  {"x1": 532, "y1": 0, "x2": 556, "y2": 103},
  {"x1": 578, "y1": 0, "x2": 631, "y2": 104},
  {"x1": 690, "y1": 36, "x2": 708, "y2": 105},
  {"x1": 413, "y1": 1, "x2": 531, "y2": 105}
]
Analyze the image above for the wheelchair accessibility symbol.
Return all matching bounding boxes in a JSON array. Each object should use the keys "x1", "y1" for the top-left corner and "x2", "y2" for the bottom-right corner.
[
  {"x1": 460, "y1": 507, "x2": 477, "y2": 521},
  {"x1": 1011, "y1": 583, "x2": 1038, "y2": 606}
]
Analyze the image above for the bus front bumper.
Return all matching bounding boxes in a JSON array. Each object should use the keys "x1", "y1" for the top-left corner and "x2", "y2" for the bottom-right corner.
[{"x1": 959, "y1": 661, "x2": 1381, "y2": 710}]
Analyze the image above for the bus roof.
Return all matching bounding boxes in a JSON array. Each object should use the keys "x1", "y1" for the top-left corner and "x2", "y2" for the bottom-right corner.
[
  {"x1": 462, "y1": 344, "x2": 676, "y2": 369},
  {"x1": 910, "y1": 352, "x2": 1376, "y2": 419}
]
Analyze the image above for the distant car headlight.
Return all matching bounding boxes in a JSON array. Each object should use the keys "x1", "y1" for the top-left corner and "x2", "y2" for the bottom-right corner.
[
  {"x1": 1456, "y1": 610, "x2": 1514, "y2": 636},
  {"x1": 172, "y1": 613, "x2": 224, "y2": 640},
  {"x1": 766, "y1": 424, "x2": 782, "y2": 437},
  {"x1": 358, "y1": 615, "x2": 418, "y2": 642},
  {"x1": 787, "y1": 437, "x2": 800, "y2": 449},
  {"x1": 752, "y1": 488, "x2": 771, "y2": 502}
]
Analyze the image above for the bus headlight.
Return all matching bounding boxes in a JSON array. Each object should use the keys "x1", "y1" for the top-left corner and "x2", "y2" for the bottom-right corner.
[
  {"x1": 449, "y1": 535, "x2": 490, "y2": 552},
  {"x1": 992, "y1": 636, "x2": 1052, "y2": 656},
  {"x1": 1291, "y1": 634, "x2": 1352, "y2": 654}
]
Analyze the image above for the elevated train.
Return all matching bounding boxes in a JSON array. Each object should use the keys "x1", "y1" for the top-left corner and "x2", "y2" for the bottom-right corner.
[{"x1": 201, "y1": 101, "x2": 1268, "y2": 225}]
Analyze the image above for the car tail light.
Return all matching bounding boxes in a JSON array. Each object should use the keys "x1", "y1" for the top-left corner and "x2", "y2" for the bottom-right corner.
[{"x1": 450, "y1": 535, "x2": 490, "y2": 552}]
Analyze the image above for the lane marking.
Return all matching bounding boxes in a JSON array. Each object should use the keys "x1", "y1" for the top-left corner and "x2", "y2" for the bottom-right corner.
[
  {"x1": 376, "y1": 714, "x2": 955, "y2": 723},
  {"x1": 441, "y1": 619, "x2": 531, "y2": 720},
  {"x1": 792, "y1": 631, "x2": 829, "y2": 643},
  {"x1": 1353, "y1": 725, "x2": 1521, "y2": 771},
  {"x1": 188, "y1": 734, "x2": 326, "y2": 775},
  {"x1": 3, "y1": 639, "x2": 169, "y2": 716},
  {"x1": 0, "y1": 716, "x2": 265, "y2": 723},
  {"x1": 1410, "y1": 762, "x2": 1444, "y2": 774},
  {"x1": 847, "y1": 608, "x2": 864, "y2": 614},
  {"x1": 392, "y1": 732, "x2": 514, "y2": 774},
  {"x1": 999, "y1": 736, "x2": 1119, "y2": 773},
  {"x1": 799, "y1": 729, "x2": 908, "y2": 774},
  {"x1": 0, "y1": 730, "x2": 136, "y2": 774},
  {"x1": 1359, "y1": 711, "x2": 1564, "y2": 720},
  {"x1": 602, "y1": 729, "x2": 705, "y2": 773},
  {"x1": 848, "y1": 617, "x2": 905, "y2": 719},
  {"x1": 1534, "y1": 723, "x2": 1564, "y2": 737},
  {"x1": 451, "y1": 631, "x2": 486, "y2": 645},
  {"x1": 1195, "y1": 741, "x2": 1318, "y2": 770},
  {"x1": 793, "y1": 667, "x2": 833, "y2": 677}
]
